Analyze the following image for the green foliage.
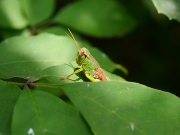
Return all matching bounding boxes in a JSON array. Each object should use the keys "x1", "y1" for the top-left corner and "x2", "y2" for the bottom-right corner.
[
  {"x1": 20, "y1": 0, "x2": 55, "y2": 26},
  {"x1": 0, "y1": 80, "x2": 21, "y2": 134},
  {"x1": 0, "y1": 0, "x2": 28, "y2": 29},
  {"x1": 12, "y1": 88, "x2": 91, "y2": 135},
  {"x1": 62, "y1": 82, "x2": 180, "y2": 135},
  {"x1": 0, "y1": 0, "x2": 180, "y2": 135},
  {"x1": 152, "y1": 0, "x2": 180, "y2": 21}
]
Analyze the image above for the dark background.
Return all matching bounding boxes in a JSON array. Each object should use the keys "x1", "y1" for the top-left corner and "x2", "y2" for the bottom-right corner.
[{"x1": 95, "y1": 0, "x2": 180, "y2": 96}]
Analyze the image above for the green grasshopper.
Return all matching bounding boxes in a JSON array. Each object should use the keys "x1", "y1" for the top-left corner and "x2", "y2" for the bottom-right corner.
[{"x1": 60, "y1": 29, "x2": 107, "y2": 82}]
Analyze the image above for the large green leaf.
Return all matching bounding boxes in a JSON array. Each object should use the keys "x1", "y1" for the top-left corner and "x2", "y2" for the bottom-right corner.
[
  {"x1": 0, "y1": 34, "x2": 76, "y2": 79},
  {"x1": 0, "y1": 0, "x2": 28, "y2": 29},
  {"x1": 0, "y1": 80, "x2": 21, "y2": 135},
  {"x1": 12, "y1": 89, "x2": 92, "y2": 135},
  {"x1": 54, "y1": 0, "x2": 137, "y2": 37},
  {"x1": 152, "y1": 0, "x2": 180, "y2": 22},
  {"x1": 20, "y1": 0, "x2": 55, "y2": 26},
  {"x1": 61, "y1": 81, "x2": 180, "y2": 135},
  {"x1": 0, "y1": 34, "x2": 121, "y2": 79}
]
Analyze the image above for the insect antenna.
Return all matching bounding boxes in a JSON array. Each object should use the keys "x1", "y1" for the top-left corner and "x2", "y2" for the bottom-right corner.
[{"x1": 65, "y1": 28, "x2": 81, "y2": 51}]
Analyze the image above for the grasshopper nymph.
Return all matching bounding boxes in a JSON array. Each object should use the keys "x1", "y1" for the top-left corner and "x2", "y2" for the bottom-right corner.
[{"x1": 60, "y1": 29, "x2": 107, "y2": 82}]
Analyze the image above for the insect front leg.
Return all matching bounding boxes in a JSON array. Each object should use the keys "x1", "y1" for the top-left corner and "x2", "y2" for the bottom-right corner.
[{"x1": 60, "y1": 68, "x2": 83, "y2": 80}]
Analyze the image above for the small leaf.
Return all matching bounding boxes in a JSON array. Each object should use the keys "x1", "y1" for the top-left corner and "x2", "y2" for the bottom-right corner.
[
  {"x1": 54, "y1": 0, "x2": 137, "y2": 37},
  {"x1": 0, "y1": 0, "x2": 28, "y2": 29},
  {"x1": 12, "y1": 89, "x2": 92, "y2": 135},
  {"x1": 61, "y1": 81, "x2": 180, "y2": 135},
  {"x1": 20, "y1": 0, "x2": 55, "y2": 26},
  {"x1": 152, "y1": 0, "x2": 180, "y2": 22},
  {"x1": 0, "y1": 80, "x2": 21, "y2": 134}
]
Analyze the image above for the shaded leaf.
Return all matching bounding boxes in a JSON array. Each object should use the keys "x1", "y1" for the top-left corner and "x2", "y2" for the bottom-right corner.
[
  {"x1": 0, "y1": 28, "x2": 31, "y2": 39},
  {"x1": 61, "y1": 81, "x2": 180, "y2": 135},
  {"x1": 31, "y1": 62, "x2": 84, "y2": 85},
  {"x1": 54, "y1": 0, "x2": 137, "y2": 37},
  {"x1": 0, "y1": 80, "x2": 21, "y2": 134},
  {"x1": 32, "y1": 79, "x2": 62, "y2": 96},
  {"x1": 152, "y1": 0, "x2": 180, "y2": 22},
  {"x1": 38, "y1": 26, "x2": 69, "y2": 36},
  {"x1": 20, "y1": 0, "x2": 55, "y2": 26},
  {"x1": 12, "y1": 89, "x2": 92, "y2": 135},
  {"x1": 0, "y1": 0, "x2": 28, "y2": 29}
]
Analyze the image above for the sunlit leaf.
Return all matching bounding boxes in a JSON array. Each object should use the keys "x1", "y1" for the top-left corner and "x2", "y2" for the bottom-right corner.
[
  {"x1": 152, "y1": 0, "x2": 180, "y2": 22},
  {"x1": 0, "y1": 0, "x2": 28, "y2": 29},
  {"x1": 0, "y1": 34, "x2": 77, "y2": 79}
]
